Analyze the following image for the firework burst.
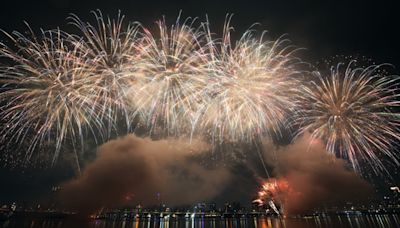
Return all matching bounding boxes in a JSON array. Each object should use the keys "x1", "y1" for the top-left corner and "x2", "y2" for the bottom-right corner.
[
  {"x1": 196, "y1": 18, "x2": 302, "y2": 144},
  {"x1": 0, "y1": 28, "x2": 101, "y2": 163},
  {"x1": 68, "y1": 10, "x2": 143, "y2": 136},
  {"x1": 130, "y1": 15, "x2": 210, "y2": 135},
  {"x1": 1, "y1": 12, "x2": 399, "y2": 172},
  {"x1": 253, "y1": 178, "x2": 290, "y2": 215},
  {"x1": 296, "y1": 61, "x2": 400, "y2": 171}
]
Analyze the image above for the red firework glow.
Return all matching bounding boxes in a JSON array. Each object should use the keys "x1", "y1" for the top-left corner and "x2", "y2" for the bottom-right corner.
[{"x1": 253, "y1": 178, "x2": 292, "y2": 215}]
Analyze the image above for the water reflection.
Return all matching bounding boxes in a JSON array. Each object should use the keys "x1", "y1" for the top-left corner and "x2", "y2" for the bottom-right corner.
[{"x1": 1, "y1": 215, "x2": 400, "y2": 228}]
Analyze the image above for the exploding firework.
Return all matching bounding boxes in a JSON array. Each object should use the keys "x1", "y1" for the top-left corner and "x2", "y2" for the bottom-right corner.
[
  {"x1": 0, "y1": 28, "x2": 101, "y2": 163},
  {"x1": 130, "y1": 15, "x2": 210, "y2": 135},
  {"x1": 1, "y1": 12, "x2": 399, "y2": 171},
  {"x1": 68, "y1": 10, "x2": 143, "y2": 135},
  {"x1": 196, "y1": 17, "x2": 302, "y2": 144},
  {"x1": 296, "y1": 61, "x2": 400, "y2": 171},
  {"x1": 253, "y1": 178, "x2": 290, "y2": 215}
]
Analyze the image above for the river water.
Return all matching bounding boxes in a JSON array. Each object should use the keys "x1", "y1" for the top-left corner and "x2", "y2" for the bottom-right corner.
[{"x1": 1, "y1": 214, "x2": 399, "y2": 228}]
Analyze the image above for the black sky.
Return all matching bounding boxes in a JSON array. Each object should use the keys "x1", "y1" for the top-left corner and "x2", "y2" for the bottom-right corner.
[
  {"x1": 0, "y1": 0, "x2": 399, "y2": 204},
  {"x1": 1, "y1": 0, "x2": 399, "y2": 66}
]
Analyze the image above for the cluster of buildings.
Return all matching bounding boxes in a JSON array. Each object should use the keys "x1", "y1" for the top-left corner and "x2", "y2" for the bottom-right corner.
[
  {"x1": 90, "y1": 202, "x2": 274, "y2": 220},
  {"x1": 1, "y1": 186, "x2": 399, "y2": 221}
]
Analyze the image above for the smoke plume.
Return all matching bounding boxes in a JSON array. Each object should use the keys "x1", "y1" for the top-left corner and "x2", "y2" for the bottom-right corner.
[
  {"x1": 263, "y1": 133, "x2": 374, "y2": 215},
  {"x1": 59, "y1": 135, "x2": 231, "y2": 214}
]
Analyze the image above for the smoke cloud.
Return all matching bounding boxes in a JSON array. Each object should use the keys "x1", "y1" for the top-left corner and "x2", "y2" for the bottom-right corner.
[
  {"x1": 58, "y1": 133, "x2": 374, "y2": 215},
  {"x1": 263, "y1": 133, "x2": 374, "y2": 215},
  {"x1": 59, "y1": 135, "x2": 231, "y2": 214}
]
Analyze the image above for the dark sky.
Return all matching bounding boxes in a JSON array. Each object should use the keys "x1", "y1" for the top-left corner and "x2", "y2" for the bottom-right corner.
[
  {"x1": 0, "y1": 0, "x2": 399, "y2": 66},
  {"x1": 0, "y1": 0, "x2": 399, "y2": 205}
]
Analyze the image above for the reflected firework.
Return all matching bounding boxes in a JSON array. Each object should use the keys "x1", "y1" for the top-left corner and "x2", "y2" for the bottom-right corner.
[{"x1": 296, "y1": 61, "x2": 400, "y2": 171}]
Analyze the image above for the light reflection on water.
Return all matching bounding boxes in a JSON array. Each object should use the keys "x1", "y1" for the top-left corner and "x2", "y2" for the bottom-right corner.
[{"x1": 1, "y1": 215, "x2": 400, "y2": 228}]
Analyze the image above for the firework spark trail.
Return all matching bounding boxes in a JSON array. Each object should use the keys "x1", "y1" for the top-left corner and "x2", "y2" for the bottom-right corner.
[
  {"x1": 196, "y1": 17, "x2": 302, "y2": 144},
  {"x1": 130, "y1": 15, "x2": 211, "y2": 135},
  {"x1": 0, "y1": 28, "x2": 103, "y2": 164},
  {"x1": 296, "y1": 61, "x2": 400, "y2": 172}
]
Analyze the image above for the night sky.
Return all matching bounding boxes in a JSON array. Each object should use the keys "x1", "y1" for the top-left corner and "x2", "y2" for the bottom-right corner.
[
  {"x1": 0, "y1": 0, "x2": 399, "y2": 206},
  {"x1": 1, "y1": 0, "x2": 399, "y2": 66}
]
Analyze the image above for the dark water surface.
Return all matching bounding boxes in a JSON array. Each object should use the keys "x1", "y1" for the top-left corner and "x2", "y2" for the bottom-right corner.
[{"x1": 1, "y1": 215, "x2": 399, "y2": 228}]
